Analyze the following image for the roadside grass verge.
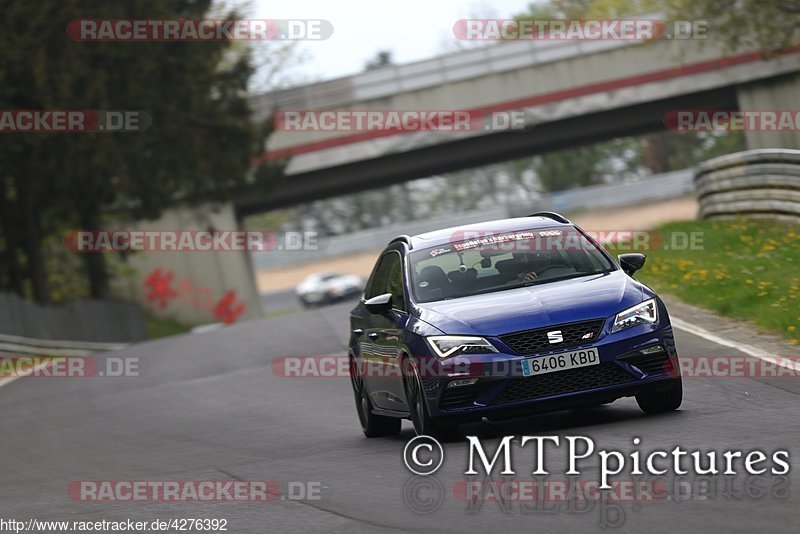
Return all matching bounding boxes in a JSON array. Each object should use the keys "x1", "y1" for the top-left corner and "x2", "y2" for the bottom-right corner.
[
  {"x1": 145, "y1": 313, "x2": 192, "y2": 339},
  {"x1": 625, "y1": 218, "x2": 799, "y2": 345}
]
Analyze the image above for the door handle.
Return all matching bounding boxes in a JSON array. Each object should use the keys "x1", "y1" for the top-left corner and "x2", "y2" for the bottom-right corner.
[
  {"x1": 367, "y1": 332, "x2": 379, "y2": 340},
  {"x1": 352, "y1": 329, "x2": 364, "y2": 336}
]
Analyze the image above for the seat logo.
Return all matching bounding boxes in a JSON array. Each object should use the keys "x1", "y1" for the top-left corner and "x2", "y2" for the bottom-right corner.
[{"x1": 547, "y1": 330, "x2": 563, "y2": 344}]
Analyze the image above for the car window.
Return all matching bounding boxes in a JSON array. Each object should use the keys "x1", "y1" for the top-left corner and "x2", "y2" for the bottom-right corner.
[
  {"x1": 409, "y1": 226, "x2": 614, "y2": 303},
  {"x1": 364, "y1": 252, "x2": 406, "y2": 311},
  {"x1": 386, "y1": 255, "x2": 406, "y2": 312},
  {"x1": 365, "y1": 253, "x2": 394, "y2": 299}
]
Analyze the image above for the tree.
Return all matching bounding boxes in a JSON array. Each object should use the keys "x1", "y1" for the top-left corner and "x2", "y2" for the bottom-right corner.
[
  {"x1": 666, "y1": 0, "x2": 800, "y2": 53},
  {"x1": 364, "y1": 51, "x2": 394, "y2": 71},
  {"x1": 0, "y1": 0, "x2": 283, "y2": 301},
  {"x1": 520, "y1": 0, "x2": 800, "y2": 52}
]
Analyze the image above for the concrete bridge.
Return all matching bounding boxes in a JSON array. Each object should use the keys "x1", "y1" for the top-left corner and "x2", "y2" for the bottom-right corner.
[{"x1": 238, "y1": 36, "x2": 800, "y2": 214}]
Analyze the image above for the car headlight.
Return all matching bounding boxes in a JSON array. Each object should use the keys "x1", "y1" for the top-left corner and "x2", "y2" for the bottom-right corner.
[
  {"x1": 426, "y1": 336, "x2": 498, "y2": 359},
  {"x1": 612, "y1": 299, "x2": 657, "y2": 333}
]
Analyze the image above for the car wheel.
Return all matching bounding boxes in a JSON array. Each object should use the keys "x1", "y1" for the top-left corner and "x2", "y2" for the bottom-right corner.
[
  {"x1": 635, "y1": 377, "x2": 683, "y2": 414},
  {"x1": 404, "y1": 360, "x2": 460, "y2": 441},
  {"x1": 349, "y1": 355, "x2": 400, "y2": 437}
]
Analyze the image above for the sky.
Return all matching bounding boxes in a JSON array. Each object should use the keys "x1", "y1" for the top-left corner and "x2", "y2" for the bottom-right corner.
[{"x1": 249, "y1": 0, "x2": 534, "y2": 84}]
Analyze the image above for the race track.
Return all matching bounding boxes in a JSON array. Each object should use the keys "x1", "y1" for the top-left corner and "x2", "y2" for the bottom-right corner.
[{"x1": 1, "y1": 298, "x2": 798, "y2": 533}]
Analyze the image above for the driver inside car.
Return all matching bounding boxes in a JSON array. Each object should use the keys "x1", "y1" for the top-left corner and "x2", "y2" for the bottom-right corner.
[{"x1": 515, "y1": 252, "x2": 559, "y2": 282}]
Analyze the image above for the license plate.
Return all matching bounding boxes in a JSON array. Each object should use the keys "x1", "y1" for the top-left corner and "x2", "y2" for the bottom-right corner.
[{"x1": 521, "y1": 348, "x2": 600, "y2": 377}]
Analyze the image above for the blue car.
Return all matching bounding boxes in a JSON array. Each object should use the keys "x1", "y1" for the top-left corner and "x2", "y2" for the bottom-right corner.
[{"x1": 348, "y1": 212, "x2": 682, "y2": 439}]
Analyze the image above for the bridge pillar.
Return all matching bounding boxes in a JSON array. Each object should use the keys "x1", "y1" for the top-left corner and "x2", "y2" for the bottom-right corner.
[
  {"x1": 737, "y1": 74, "x2": 800, "y2": 150},
  {"x1": 111, "y1": 202, "x2": 262, "y2": 326}
]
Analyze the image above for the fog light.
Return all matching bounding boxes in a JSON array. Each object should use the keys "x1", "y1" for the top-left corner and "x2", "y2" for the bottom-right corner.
[
  {"x1": 447, "y1": 378, "x2": 478, "y2": 388},
  {"x1": 640, "y1": 345, "x2": 664, "y2": 355}
]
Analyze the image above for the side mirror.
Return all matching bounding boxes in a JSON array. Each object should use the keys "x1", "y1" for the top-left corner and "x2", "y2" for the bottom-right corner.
[
  {"x1": 364, "y1": 293, "x2": 392, "y2": 314},
  {"x1": 618, "y1": 253, "x2": 646, "y2": 276}
]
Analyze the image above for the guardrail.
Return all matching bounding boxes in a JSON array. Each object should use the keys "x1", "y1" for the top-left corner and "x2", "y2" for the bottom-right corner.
[
  {"x1": 695, "y1": 149, "x2": 800, "y2": 221},
  {"x1": 514, "y1": 169, "x2": 694, "y2": 216},
  {"x1": 0, "y1": 293, "x2": 147, "y2": 346},
  {"x1": 0, "y1": 332, "x2": 127, "y2": 357},
  {"x1": 252, "y1": 169, "x2": 694, "y2": 271}
]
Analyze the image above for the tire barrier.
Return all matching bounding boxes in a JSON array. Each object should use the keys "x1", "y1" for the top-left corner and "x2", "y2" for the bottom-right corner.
[{"x1": 695, "y1": 149, "x2": 800, "y2": 221}]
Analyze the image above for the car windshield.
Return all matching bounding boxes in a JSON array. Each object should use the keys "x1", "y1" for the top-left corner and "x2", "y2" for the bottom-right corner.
[{"x1": 409, "y1": 226, "x2": 614, "y2": 303}]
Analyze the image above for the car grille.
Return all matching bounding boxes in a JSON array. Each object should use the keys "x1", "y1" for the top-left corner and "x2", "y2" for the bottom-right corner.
[
  {"x1": 500, "y1": 319, "x2": 605, "y2": 355},
  {"x1": 439, "y1": 381, "x2": 494, "y2": 408},
  {"x1": 493, "y1": 363, "x2": 636, "y2": 404},
  {"x1": 619, "y1": 351, "x2": 670, "y2": 375}
]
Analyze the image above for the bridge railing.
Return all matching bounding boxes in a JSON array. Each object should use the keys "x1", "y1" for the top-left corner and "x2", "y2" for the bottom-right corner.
[
  {"x1": 250, "y1": 34, "x2": 645, "y2": 118},
  {"x1": 695, "y1": 149, "x2": 800, "y2": 221}
]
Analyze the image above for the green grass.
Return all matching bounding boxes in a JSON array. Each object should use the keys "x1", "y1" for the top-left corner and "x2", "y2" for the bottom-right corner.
[
  {"x1": 623, "y1": 219, "x2": 800, "y2": 345},
  {"x1": 144, "y1": 313, "x2": 192, "y2": 340}
]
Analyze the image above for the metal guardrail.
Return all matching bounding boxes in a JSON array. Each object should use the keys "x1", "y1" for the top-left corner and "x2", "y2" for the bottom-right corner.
[
  {"x1": 252, "y1": 207, "x2": 509, "y2": 271},
  {"x1": 0, "y1": 293, "x2": 147, "y2": 345},
  {"x1": 252, "y1": 169, "x2": 694, "y2": 271},
  {"x1": 516, "y1": 169, "x2": 694, "y2": 216},
  {"x1": 695, "y1": 149, "x2": 800, "y2": 221},
  {"x1": 0, "y1": 332, "x2": 126, "y2": 356}
]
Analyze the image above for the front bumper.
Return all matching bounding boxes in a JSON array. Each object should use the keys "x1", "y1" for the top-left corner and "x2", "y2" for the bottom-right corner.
[{"x1": 424, "y1": 323, "x2": 679, "y2": 420}]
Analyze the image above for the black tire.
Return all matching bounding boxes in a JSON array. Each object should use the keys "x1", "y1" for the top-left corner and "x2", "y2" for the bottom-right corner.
[
  {"x1": 349, "y1": 355, "x2": 401, "y2": 437},
  {"x1": 404, "y1": 360, "x2": 460, "y2": 441},
  {"x1": 636, "y1": 377, "x2": 683, "y2": 414}
]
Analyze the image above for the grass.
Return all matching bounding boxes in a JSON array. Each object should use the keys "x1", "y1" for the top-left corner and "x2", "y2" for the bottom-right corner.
[
  {"x1": 144, "y1": 312, "x2": 193, "y2": 339},
  {"x1": 623, "y1": 218, "x2": 800, "y2": 345}
]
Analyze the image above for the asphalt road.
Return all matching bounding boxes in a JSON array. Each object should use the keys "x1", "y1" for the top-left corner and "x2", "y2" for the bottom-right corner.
[
  {"x1": 260, "y1": 290, "x2": 302, "y2": 316},
  {"x1": 1, "y1": 299, "x2": 799, "y2": 533}
]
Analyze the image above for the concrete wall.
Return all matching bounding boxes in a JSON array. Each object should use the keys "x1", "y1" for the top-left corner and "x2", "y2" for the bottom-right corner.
[
  {"x1": 695, "y1": 149, "x2": 800, "y2": 221},
  {"x1": 112, "y1": 202, "x2": 262, "y2": 325},
  {"x1": 738, "y1": 74, "x2": 800, "y2": 150}
]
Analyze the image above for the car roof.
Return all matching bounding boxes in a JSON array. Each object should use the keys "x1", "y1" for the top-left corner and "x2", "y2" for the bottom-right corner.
[{"x1": 403, "y1": 216, "x2": 572, "y2": 251}]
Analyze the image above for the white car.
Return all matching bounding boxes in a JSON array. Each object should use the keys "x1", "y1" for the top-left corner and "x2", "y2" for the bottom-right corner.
[{"x1": 296, "y1": 272, "x2": 363, "y2": 307}]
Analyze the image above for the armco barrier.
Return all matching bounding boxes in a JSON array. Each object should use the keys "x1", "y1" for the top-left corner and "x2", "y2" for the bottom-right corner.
[
  {"x1": 0, "y1": 293, "x2": 147, "y2": 344},
  {"x1": 695, "y1": 149, "x2": 800, "y2": 221},
  {"x1": 252, "y1": 169, "x2": 694, "y2": 271}
]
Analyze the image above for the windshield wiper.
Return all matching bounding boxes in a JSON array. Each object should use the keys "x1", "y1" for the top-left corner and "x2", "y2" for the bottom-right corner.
[
  {"x1": 464, "y1": 270, "x2": 609, "y2": 297},
  {"x1": 520, "y1": 270, "x2": 608, "y2": 287}
]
